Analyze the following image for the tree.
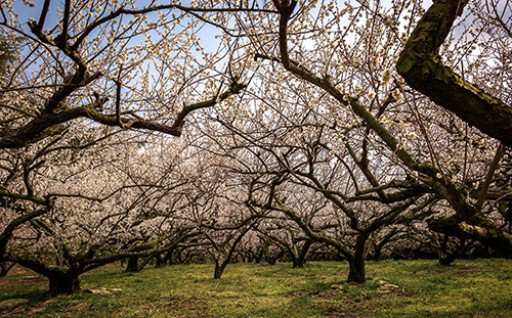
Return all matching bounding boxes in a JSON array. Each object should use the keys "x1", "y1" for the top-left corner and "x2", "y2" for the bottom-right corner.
[
  {"x1": 1, "y1": 131, "x2": 201, "y2": 295},
  {"x1": 185, "y1": 145, "x2": 260, "y2": 279},
  {"x1": 0, "y1": 0, "x2": 253, "y2": 277},
  {"x1": 233, "y1": 0, "x2": 512, "y2": 255},
  {"x1": 0, "y1": 1, "x2": 249, "y2": 149},
  {"x1": 253, "y1": 214, "x2": 313, "y2": 268},
  {"x1": 2, "y1": 0, "x2": 511, "y2": 295},
  {"x1": 206, "y1": 74, "x2": 436, "y2": 282},
  {"x1": 248, "y1": 171, "x2": 433, "y2": 283}
]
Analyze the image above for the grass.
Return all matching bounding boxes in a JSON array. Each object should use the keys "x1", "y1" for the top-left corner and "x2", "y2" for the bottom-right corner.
[{"x1": 1, "y1": 259, "x2": 512, "y2": 317}]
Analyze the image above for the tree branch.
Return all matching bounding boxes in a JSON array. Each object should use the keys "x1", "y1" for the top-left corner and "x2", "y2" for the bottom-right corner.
[{"x1": 396, "y1": 0, "x2": 512, "y2": 147}]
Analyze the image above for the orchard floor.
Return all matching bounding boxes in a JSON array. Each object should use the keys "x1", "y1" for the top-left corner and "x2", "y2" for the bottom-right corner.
[{"x1": 1, "y1": 259, "x2": 512, "y2": 318}]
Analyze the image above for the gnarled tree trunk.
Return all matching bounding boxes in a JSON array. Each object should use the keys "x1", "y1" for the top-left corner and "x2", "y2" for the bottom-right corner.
[
  {"x1": 347, "y1": 256, "x2": 365, "y2": 284},
  {"x1": 346, "y1": 235, "x2": 368, "y2": 284},
  {"x1": 48, "y1": 271, "x2": 81, "y2": 296}
]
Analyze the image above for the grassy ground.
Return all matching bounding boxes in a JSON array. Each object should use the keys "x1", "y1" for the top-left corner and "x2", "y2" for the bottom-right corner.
[{"x1": 1, "y1": 259, "x2": 512, "y2": 317}]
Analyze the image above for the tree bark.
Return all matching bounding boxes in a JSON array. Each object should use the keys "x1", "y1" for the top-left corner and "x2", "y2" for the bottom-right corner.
[
  {"x1": 347, "y1": 256, "x2": 365, "y2": 284},
  {"x1": 125, "y1": 256, "x2": 140, "y2": 272},
  {"x1": 291, "y1": 260, "x2": 301, "y2": 268},
  {"x1": 346, "y1": 235, "x2": 368, "y2": 283},
  {"x1": 264, "y1": 246, "x2": 280, "y2": 265},
  {"x1": 213, "y1": 261, "x2": 227, "y2": 279},
  {"x1": 0, "y1": 207, "x2": 50, "y2": 260},
  {"x1": 372, "y1": 243, "x2": 383, "y2": 262},
  {"x1": 396, "y1": 0, "x2": 512, "y2": 148},
  {"x1": 439, "y1": 254, "x2": 456, "y2": 266},
  {"x1": 48, "y1": 272, "x2": 81, "y2": 296},
  {"x1": 296, "y1": 240, "x2": 312, "y2": 268},
  {"x1": 0, "y1": 83, "x2": 246, "y2": 149},
  {"x1": 155, "y1": 254, "x2": 167, "y2": 268},
  {"x1": 255, "y1": 249, "x2": 264, "y2": 264},
  {"x1": 429, "y1": 220, "x2": 512, "y2": 255}
]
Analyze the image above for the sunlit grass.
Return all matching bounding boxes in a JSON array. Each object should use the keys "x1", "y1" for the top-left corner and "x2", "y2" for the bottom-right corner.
[{"x1": 1, "y1": 259, "x2": 511, "y2": 317}]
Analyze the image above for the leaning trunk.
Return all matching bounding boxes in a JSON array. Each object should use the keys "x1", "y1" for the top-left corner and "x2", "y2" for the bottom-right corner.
[
  {"x1": 48, "y1": 272, "x2": 81, "y2": 296},
  {"x1": 213, "y1": 261, "x2": 227, "y2": 279},
  {"x1": 288, "y1": 245, "x2": 300, "y2": 268},
  {"x1": 296, "y1": 240, "x2": 312, "y2": 268},
  {"x1": 396, "y1": 0, "x2": 512, "y2": 147}
]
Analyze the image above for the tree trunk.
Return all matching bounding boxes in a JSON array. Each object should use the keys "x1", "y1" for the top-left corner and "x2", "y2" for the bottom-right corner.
[
  {"x1": 439, "y1": 254, "x2": 456, "y2": 266},
  {"x1": 48, "y1": 272, "x2": 81, "y2": 296},
  {"x1": 347, "y1": 235, "x2": 368, "y2": 283},
  {"x1": 429, "y1": 217, "x2": 512, "y2": 254},
  {"x1": 138, "y1": 256, "x2": 153, "y2": 270},
  {"x1": 213, "y1": 261, "x2": 227, "y2": 279},
  {"x1": 296, "y1": 240, "x2": 312, "y2": 268},
  {"x1": 155, "y1": 254, "x2": 166, "y2": 268},
  {"x1": 373, "y1": 243, "x2": 382, "y2": 262},
  {"x1": 264, "y1": 246, "x2": 277, "y2": 265},
  {"x1": 0, "y1": 262, "x2": 14, "y2": 277},
  {"x1": 347, "y1": 256, "x2": 365, "y2": 284},
  {"x1": 125, "y1": 256, "x2": 140, "y2": 272},
  {"x1": 247, "y1": 252, "x2": 254, "y2": 263},
  {"x1": 291, "y1": 256, "x2": 299, "y2": 268},
  {"x1": 255, "y1": 249, "x2": 264, "y2": 264},
  {"x1": 165, "y1": 248, "x2": 175, "y2": 266}
]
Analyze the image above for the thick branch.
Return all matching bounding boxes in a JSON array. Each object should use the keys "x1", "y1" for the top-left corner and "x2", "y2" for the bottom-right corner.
[
  {"x1": 0, "y1": 83, "x2": 246, "y2": 149},
  {"x1": 270, "y1": 1, "x2": 509, "y2": 251},
  {"x1": 396, "y1": 0, "x2": 512, "y2": 147}
]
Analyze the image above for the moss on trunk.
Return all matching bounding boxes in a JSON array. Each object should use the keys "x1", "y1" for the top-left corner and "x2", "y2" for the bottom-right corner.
[{"x1": 396, "y1": 0, "x2": 512, "y2": 147}]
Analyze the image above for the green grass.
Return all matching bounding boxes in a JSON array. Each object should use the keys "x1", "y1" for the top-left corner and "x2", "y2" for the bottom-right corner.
[{"x1": 1, "y1": 259, "x2": 512, "y2": 317}]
